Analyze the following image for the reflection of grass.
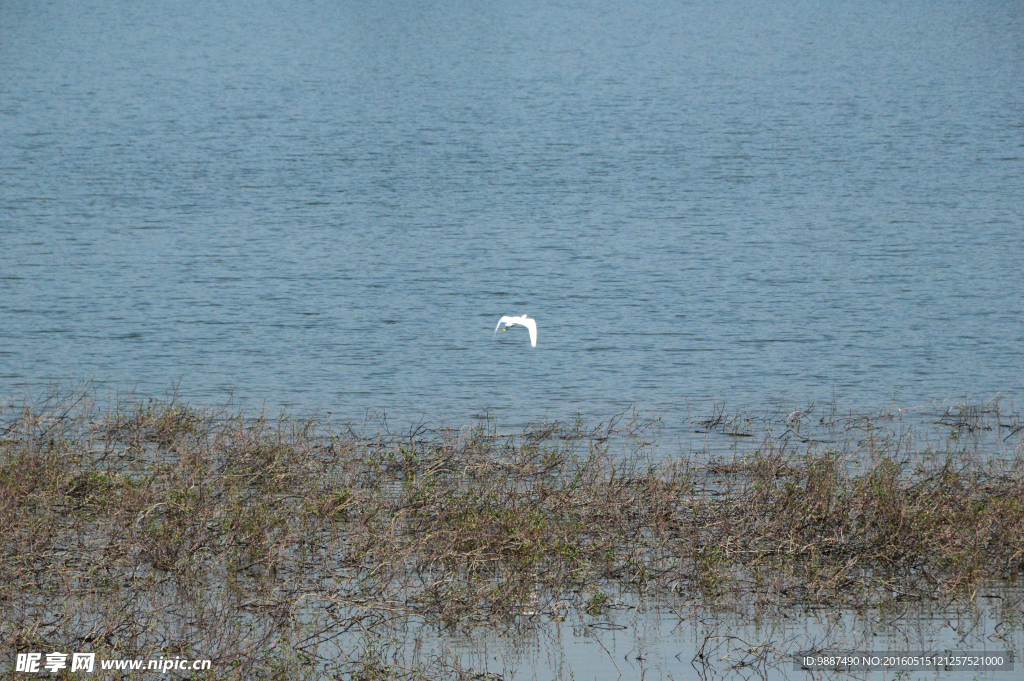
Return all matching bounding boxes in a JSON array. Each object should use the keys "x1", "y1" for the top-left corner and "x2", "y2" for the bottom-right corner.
[{"x1": 1, "y1": 386, "x2": 1023, "y2": 678}]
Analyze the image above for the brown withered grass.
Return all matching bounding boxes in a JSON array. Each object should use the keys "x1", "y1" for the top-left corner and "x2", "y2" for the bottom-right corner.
[{"x1": 1, "y1": 387, "x2": 1022, "y2": 678}]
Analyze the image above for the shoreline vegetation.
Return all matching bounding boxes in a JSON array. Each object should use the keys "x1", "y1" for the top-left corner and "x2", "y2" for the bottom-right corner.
[{"x1": 2, "y1": 387, "x2": 1023, "y2": 679}]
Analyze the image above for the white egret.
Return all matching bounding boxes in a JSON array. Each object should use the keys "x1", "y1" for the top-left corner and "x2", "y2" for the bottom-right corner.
[{"x1": 493, "y1": 314, "x2": 537, "y2": 347}]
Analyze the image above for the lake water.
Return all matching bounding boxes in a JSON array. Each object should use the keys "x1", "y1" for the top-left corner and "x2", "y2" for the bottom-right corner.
[
  {"x1": 2, "y1": 0, "x2": 1023, "y2": 431},
  {"x1": 382, "y1": 599, "x2": 1021, "y2": 681}
]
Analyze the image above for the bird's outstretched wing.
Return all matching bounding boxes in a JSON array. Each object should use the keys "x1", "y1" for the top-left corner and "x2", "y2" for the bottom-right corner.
[{"x1": 522, "y1": 317, "x2": 537, "y2": 347}]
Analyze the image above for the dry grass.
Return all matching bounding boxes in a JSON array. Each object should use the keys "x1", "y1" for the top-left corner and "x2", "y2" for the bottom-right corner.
[{"x1": 1, "y1": 387, "x2": 1022, "y2": 678}]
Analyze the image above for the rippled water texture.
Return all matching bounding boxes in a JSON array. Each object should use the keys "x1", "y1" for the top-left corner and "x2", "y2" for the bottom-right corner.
[{"x1": 2, "y1": 0, "x2": 1022, "y2": 427}]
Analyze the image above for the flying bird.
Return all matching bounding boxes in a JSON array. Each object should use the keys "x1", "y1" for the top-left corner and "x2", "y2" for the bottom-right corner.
[{"x1": 493, "y1": 314, "x2": 537, "y2": 347}]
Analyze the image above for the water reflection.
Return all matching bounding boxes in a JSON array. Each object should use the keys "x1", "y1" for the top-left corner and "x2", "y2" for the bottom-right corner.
[{"x1": 335, "y1": 593, "x2": 1021, "y2": 680}]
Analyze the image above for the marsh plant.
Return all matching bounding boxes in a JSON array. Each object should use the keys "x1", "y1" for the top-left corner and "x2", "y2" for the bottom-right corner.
[{"x1": 1, "y1": 386, "x2": 1022, "y2": 678}]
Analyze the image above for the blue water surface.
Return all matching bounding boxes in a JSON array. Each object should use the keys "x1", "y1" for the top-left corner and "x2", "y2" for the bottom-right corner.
[{"x1": 2, "y1": 0, "x2": 1022, "y2": 429}]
